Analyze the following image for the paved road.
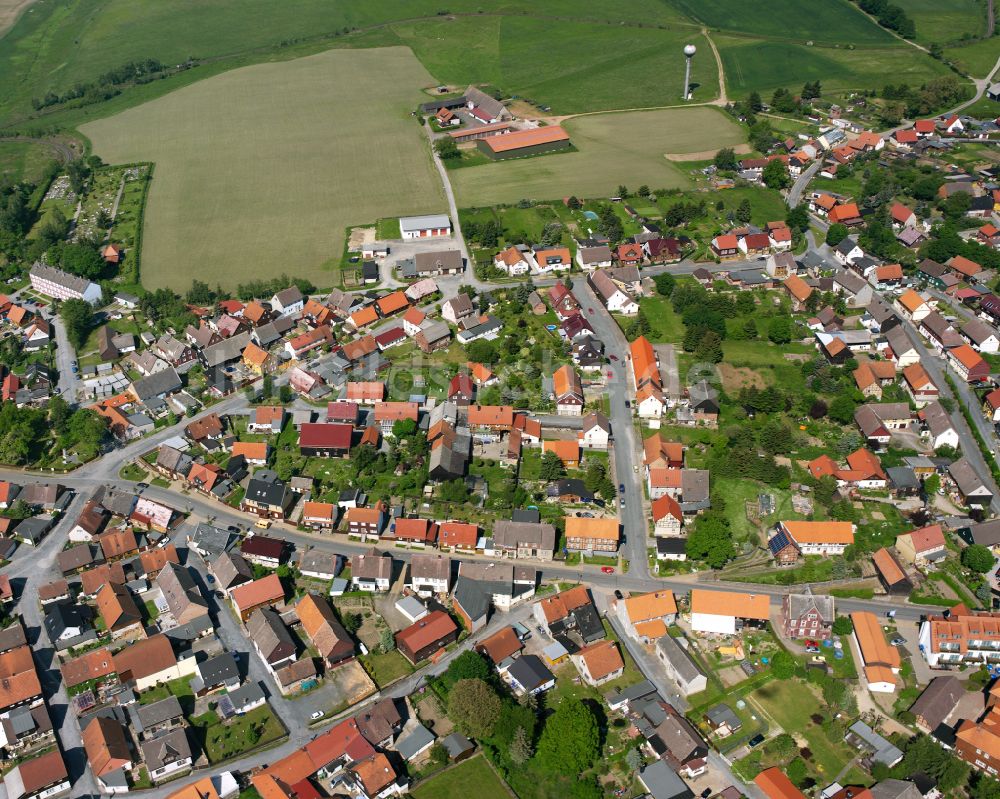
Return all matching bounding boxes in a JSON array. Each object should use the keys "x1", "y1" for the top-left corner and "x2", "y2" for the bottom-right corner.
[
  {"x1": 571, "y1": 279, "x2": 651, "y2": 579},
  {"x1": 788, "y1": 161, "x2": 822, "y2": 208},
  {"x1": 49, "y1": 315, "x2": 80, "y2": 403},
  {"x1": 1, "y1": 491, "x2": 99, "y2": 799}
]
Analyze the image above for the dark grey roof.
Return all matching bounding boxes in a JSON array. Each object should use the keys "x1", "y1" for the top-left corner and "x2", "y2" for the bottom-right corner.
[
  {"x1": 188, "y1": 523, "x2": 233, "y2": 559},
  {"x1": 202, "y1": 332, "x2": 251, "y2": 368},
  {"x1": 848, "y1": 720, "x2": 903, "y2": 765},
  {"x1": 870, "y1": 781, "x2": 923, "y2": 799},
  {"x1": 507, "y1": 654, "x2": 553, "y2": 691},
  {"x1": 227, "y1": 681, "x2": 265, "y2": 709},
  {"x1": 887, "y1": 466, "x2": 920, "y2": 491},
  {"x1": 134, "y1": 695, "x2": 184, "y2": 732},
  {"x1": 197, "y1": 652, "x2": 239, "y2": 686},
  {"x1": 131, "y1": 367, "x2": 182, "y2": 401},
  {"x1": 244, "y1": 470, "x2": 290, "y2": 506},
  {"x1": 655, "y1": 634, "x2": 703, "y2": 686},
  {"x1": 440, "y1": 732, "x2": 473, "y2": 758},
  {"x1": 639, "y1": 760, "x2": 695, "y2": 799},
  {"x1": 395, "y1": 724, "x2": 436, "y2": 760},
  {"x1": 140, "y1": 727, "x2": 191, "y2": 771},
  {"x1": 706, "y1": 704, "x2": 742, "y2": 730}
]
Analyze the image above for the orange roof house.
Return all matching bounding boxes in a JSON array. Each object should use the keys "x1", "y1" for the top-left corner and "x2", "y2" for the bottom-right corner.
[
  {"x1": 630, "y1": 335, "x2": 661, "y2": 389},
  {"x1": 543, "y1": 439, "x2": 580, "y2": 467},
  {"x1": 376, "y1": 291, "x2": 409, "y2": 317},
  {"x1": 467, "y1": 404, "x2": 514, "y2": 429},
  {"x1": 828, "y1": 203, "x2": 862, "y2": 225},
  {"x1": 230, "y1": 573, "x2": 284, "y2": 620},
  {"x1": 783, "y1": 275, "x2": 813, "y2": 305},
  {"x1": 350, "y1": 305, "x2": 379, "y2": 329},
  {"x1": 242, "y1": 342, "x2": 273, "y2": 374},
  {"x1": 231, "y1": 441, "x2": 269, "y2": 464},
  {"x1": 755, "y1": 768, "x2": 806, "y2": 799},
  {"x1": 573, "y1": 639, "x2": 624, "y2": 684},
  {"x1": 643, "y1": 435, "x2": 683, "y2": 468},
  {"x1": 564, "y1": 517, "x2": 620, "y2": 549},
  {"x1": 948, "y1": 255, "x2": 982, "y2": 277},
  {"x1": 476, "y1": 626, "x2": 523, "y2": 665}
]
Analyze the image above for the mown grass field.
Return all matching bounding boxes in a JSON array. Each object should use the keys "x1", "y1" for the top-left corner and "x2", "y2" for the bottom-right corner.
[
  {"x1": 717, "y1": 36, "x2": 954, "y2": 96},
  {"x1": 81, "y1": 47, "x2": 446, "y2": 292},
  {"x1": 666, "y1": 0, "x2": 894, "y2": 44},
  {"x1": 451, "y1": 106, "x2": 745, "y2": 206}
]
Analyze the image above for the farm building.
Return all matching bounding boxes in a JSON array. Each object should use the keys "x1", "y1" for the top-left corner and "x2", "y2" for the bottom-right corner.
[
  {"x1": 477, "y1": 127, "x2": 571, "y2": 160},
  {"x1": 399, "y1": 215, "x2": 451, "y2": 240}
]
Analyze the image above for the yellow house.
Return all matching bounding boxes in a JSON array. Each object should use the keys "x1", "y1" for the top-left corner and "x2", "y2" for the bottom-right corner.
[{"x1": 242, "y1": 343, "x2": 275, "y2": 376}]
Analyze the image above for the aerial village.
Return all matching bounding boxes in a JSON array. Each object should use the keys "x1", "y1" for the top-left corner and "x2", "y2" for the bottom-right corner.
[{"x1": 1, "y1": 77, "x2": 1000, "y2": 799}]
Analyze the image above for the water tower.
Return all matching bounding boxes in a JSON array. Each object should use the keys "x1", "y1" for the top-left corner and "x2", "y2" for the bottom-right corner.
[{"x1": 682, "y1": 44, "x2": 696, "y2": 100}]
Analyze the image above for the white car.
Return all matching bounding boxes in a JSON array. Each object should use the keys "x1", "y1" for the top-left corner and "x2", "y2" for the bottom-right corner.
[{"x1": 310, "y1": 711, "x2": 324, "y2": 720}]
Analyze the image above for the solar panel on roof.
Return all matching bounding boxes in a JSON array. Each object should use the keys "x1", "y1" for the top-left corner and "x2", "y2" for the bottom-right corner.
[{"x1": 768, "y1": 530, "x2": 794, "y2": 556}]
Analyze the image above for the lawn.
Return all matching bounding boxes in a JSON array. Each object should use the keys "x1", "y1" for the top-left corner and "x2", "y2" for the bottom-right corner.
[
  {"x1": 81, "y1": 47, "x2": 446, "y2": 292},
  {"x1": 359, "y1": 649, "x2": 413, "y2": 687},
  {"x1": 190, "y1": 705, "x2": 286, "y2": 764},
  {"x1": 747, "y1": 679, "x2": 858, "y2": 780},
  {"x1": 639, "y1": 296, "x2": 685, "y2": 344},
  {"x1": 717, "y1": 36, "x2": 953, "y2": 98},
  {"x1": 411, "y1": 755, "x2": 511, "y2": 799},
  {"x1": 451, "y1": 106, "x2": 746, "y2": 206},
  {"x1": 666, "y1": 0, "x2": 895, "y2": 44}
]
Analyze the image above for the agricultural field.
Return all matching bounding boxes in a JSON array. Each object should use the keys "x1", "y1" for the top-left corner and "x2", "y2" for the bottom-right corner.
[
  {"x1": 904, "y1": 0, "x2": 987, "y2": 45},
  {"x1": 666, "y1": 0, "x2": 894, "y2": 44},
  {"x1": 0, "y1": 0, "x2": 692, "y2": 128},
  {"x1": 81, "y1": 47, "x2": 446, "y2": 292},
  {"x1": 451, "y1": 106, "x2": 746, "y2": 206},
  {"x1": 945, "y1": 34, "x2": 1000, "y2": 77},
  {"x1": 717, "y1": 37, "x2": 954, "y2": 97}
]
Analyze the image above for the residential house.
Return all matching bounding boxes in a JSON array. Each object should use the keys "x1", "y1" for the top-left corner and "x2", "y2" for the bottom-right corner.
[
  {"x1": 351, "y1": 549, "x2": 393, "y2": 592},
  {"x1": 852, "y1": 610, "x2": 900, "y2": 692},
  {"x1": 781, "y1": 593, "x2": 835, "y2": 640},
  {"x1": 395, "y1": 610, "x2": 459, "y2": 665}
]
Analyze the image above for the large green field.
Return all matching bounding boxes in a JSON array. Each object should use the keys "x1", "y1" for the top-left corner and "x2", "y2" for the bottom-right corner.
[
  {"x1": 667, "y1": 0, "x2": 894, "y2": 44},
  {"x1": 81, "y1": 47, "x2": 446, "y2": 292},
  {"x1": 389, "y1": 15, "x2": 706, "y2": 112},
  {"x1": 717, "y1": 36, "x2": 955, "y2": 96},
  {"x1": 450, "y1": 105, "x2": 746, "y2": 206}
]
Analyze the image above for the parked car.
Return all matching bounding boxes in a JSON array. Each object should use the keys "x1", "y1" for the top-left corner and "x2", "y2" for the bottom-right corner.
[
  {"x1": 310, "y1": 711, "x2": 324, "y2": 720},
  {"x1": 614, "y1": 590, "x2": 624, "y2": 600},
  {"x1": 890, "y1": 636, "x2": 906, "y2": 646},
  {"x1": 748, "y1": 734, "x2": 765, "y2": 748},
  {"x1": 136, "y1": 482, "x2": 149, "y2": 491},
  {"x1": 601, "y1": 566, "x2": 615, "y2": 574},
  {"x1": 609, "y1": 354, "x2": 618, "y2": 361}
]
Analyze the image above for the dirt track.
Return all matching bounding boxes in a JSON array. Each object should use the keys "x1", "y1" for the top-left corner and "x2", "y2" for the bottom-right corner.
[{"x1": 0, "y1": 0, "x2": 34, "y2": 39}]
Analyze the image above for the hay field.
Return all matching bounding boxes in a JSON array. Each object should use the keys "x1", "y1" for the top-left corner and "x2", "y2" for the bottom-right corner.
[
  {"x1": 81, "y1": 47, "x2": 445, "y2": 292},
  {"x1": 450, "y1": 106, "x2": 745, "y2": 206}
]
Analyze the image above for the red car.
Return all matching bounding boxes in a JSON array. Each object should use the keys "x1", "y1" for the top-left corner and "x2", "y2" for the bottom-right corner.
[
  {"x1": 601, "y1": 566, "x2": 615, "y2": 574},
  {"x1": 609, "y1": 354, "x2": 619, "y2": 361}
]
